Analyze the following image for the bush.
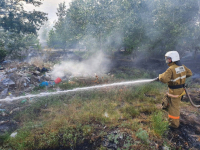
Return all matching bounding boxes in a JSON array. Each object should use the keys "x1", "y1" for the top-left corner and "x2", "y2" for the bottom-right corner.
[
  {"x1": 0, "y1": 41, "x2": 7, "y2": 62},
  {"x1": 136, "y1": 128, "x2": 149, "y2": 144},
  {"x1": 151, "y1": 111, "x2": 168, "y2": 137}
]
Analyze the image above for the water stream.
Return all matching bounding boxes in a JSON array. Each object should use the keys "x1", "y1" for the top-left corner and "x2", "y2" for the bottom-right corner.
[{"x1": 0, "y1": 79, "x2": 155, "y2": 102}]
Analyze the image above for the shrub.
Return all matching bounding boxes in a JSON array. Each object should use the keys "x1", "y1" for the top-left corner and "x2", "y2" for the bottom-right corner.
[
  {"x1": 0, "y1": 41, "x2": 7, "y2": 62},
  {"x1": 151, "y1": 111, "x2": 168, "y2": 137},
  {"x1": 136, "y1": 128, "x2": 149, "y2": 144}
]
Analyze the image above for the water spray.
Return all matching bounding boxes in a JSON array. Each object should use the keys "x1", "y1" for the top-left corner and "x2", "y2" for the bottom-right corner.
[
  {"x1": 0, "y1": 78, "x2": 157, "y2": 102},
  {"x1": 1, "y1": 77, "x2": 198, "y2": 108}
]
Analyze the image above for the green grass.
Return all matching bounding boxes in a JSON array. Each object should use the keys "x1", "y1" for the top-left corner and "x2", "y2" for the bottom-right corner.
[
  {"x1": 6, "y1": 129, "x2": 32, "y2": 150},
  {"x1": 57, "y1": 80, "x2": 81, "y2": 90},
  {"x1": 120, "y1": 106, "x2": 139, "y2": 118},
  {"x1": 1, "y1": 72, "x2": 170, "y2": 150},
  {"x1": 113, "y1": 67, "x2": 156, "y2": 80},
  {"x1": 0, "y1": 132, "x2": 10, "y2": 145},
  {"x1": 32, "y1": 85, "x2": 45, "y2": 91},
  {"x1": 151, "y1": 111, "x2": 169, "y2": 137},
  {"x1": 185, "y1": 77, "x2": 200, "y2": 88}
]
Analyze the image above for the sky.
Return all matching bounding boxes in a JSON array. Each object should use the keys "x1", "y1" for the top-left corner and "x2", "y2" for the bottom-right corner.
[{"x1": 22, "y1": 0, "x2": 72, "y2": 24}]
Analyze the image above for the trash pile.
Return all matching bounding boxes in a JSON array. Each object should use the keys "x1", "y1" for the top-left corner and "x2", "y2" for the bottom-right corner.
[
  {"x1": 0, "y1": 60, "x2": 58, "y2": 99},
  {"x1": 0, "y1": 51, "x2": 112, "y2": 100}
]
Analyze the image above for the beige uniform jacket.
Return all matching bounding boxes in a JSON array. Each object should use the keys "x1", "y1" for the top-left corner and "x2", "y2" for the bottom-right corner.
[{"x1": 159, "y1": 62, "x2": 192, "y2": 95}]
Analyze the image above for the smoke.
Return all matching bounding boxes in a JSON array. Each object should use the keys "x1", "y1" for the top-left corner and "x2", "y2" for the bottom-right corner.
[
  {"x1": 47, "y1": 0, "x2": 200, "y2": 76},
  {"x1": 38, "y1": 21, "x2": 53, "y2": 45},
  {"x1": 50, "y1": 52, "x2": 111, "y2": 80}
]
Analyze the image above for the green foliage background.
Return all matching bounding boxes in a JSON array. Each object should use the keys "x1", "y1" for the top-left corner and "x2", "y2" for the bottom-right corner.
[
  {"x1": 0, "y1": 40, "x2": 7, "y2": 62},
  {"x1": 0, "y1": 0, "x2": 47, "y2": 59},
  {"x1": 48, "y1": 0, "x2": 200, "y2": 57}
]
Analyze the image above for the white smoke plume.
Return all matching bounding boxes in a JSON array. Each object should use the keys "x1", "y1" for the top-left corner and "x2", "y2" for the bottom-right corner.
[{"x1": 50, "y1": 52, "x2": 111, "y2": 80}]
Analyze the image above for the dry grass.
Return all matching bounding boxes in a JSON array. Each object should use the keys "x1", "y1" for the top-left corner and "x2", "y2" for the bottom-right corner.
[
  {"x1": 2, "y1": 82, "x2": 169, "y2": 150},
  {"x1": 29, "y1": 56, "x2": 53, "y2": 69}
]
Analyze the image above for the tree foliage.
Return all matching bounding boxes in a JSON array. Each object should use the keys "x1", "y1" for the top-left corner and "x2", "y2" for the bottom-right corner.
[
  {"x1": 0, "y1": 0, "x2": 47, "y2": 58},
  {"x1": 48, "y1": 0, "x2": 200, "y2": 56},
  {"x1": 0, "y1": 0, "x2": 47, "y2": 34},
  {"x1": 0, "y1": 30, "x2": 41, "y2": 59},
  {"x1": 39, "y1": 21, "x2": 52, "y2": 43},
  {"x1": 0, "y1": 39, "x2": 7, "y2": 62}
]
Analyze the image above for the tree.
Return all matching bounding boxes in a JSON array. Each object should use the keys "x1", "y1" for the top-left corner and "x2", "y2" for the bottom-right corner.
[
  {"x1": 0, "y1": 39, "x2": 7, "y2": 62},
  {"x1": 47, "y1": 29, "x2": 58, "y2": 48},
  {"x1": 39, "y1": 21, "x2": 52, "y2": 43},
  {"x1": 48, "y1": 0, "x2": 200, "y2": 57},
  {"x1": 0, "y1": 0, "x2": 48, "y2": 58},
  {"x1": 0, "y1": 0, "x2": 47, "y2": 34}
]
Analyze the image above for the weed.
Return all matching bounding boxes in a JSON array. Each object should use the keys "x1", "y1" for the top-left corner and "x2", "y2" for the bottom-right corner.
[
  {"x1": 163, "y1": 140, "x2": 171, "y2": 150},
  {"x1": 58, "y1": 81, "x2": 80, "y2": 90},
  {"x1": 114, "y1": 68, "x2": 155, "y2": 80},
  {"x1": 124, "y1": 82, "x2": 164, "y2": 103},
  {"x1": 120, "y1": 106, "x2": 139, "y2": 118},
  {"x1": 130, "y1": 121, "x2": 140, "y2": 131},
  {"x1": 136, "y1": 128, "x2": 149, "y2": 144},
  {"x1": 35, "y1": 131, "x2": 59, "y2": 149},
  {"x1": 124, "y1": 136, "x2": 134, "y2": 150},
  {"x1": 6, "y1": 129, "x2": 32, "y2": 150},
  {"x1": 99, "y1": 131, "x2": 107, "y2": 137},
  {"x1": 61, "y1": 126, "x2": 84, "y2": 148},
  {"x1": 0, "y1": 132, "x2": 10, "y2": 144},
  {"x1": 185, "y1": 77, "x2": 194, "y2": 87},
  {"x1": 32, "y1": 85, "x2": 45, "y2": 91},
  {"x1": 98, "y1": 145, "x2": 107, "y2": 150},
  {"x1": 14, "y1": 95, "x2": 64, "y2": 122},
  {"x1": 139, "y1": 103, "x2": 156, "y2": 114},
  {"x1": 82, "y1": 125, "x2": 93, "y2": 136},
  {"x1": 107, "y1": 132, "x2": 122, "y2": 144},
  {"x1": 151, "y1": 111, "x2": 169, "y2": 137}
]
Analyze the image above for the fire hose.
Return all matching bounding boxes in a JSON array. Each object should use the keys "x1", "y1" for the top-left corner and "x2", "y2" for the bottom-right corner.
[
  {"x1": 153, "y1": 77, "x2": 200, "y2": 108},
  {"x1": 184, "y1": 86, "x2": 200, "y2": 108}
]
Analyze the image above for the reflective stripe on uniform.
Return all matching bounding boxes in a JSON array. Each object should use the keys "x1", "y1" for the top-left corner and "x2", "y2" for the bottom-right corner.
[
  {"x1": 170, "y1": 75, "x2": 186, "y2": 82},
  {"x1": 168, "y1": 114, "x2": 180, "y2": 119}
]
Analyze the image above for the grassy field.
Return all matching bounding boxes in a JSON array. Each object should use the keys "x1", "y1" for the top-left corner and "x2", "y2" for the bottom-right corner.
[{"x1": 0, "y1": 68, "x2": 177, "y2": 150}]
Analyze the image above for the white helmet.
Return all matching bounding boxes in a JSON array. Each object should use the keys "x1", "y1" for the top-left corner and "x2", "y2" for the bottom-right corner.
[{"x1": 165, "y1": 51, "x2": 180, "y2": 62}]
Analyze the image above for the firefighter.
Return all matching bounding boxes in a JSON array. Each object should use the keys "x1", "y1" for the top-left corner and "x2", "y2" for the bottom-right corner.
[{"x1": 158, "y1": 51, "x2": 192, "y2": 128}]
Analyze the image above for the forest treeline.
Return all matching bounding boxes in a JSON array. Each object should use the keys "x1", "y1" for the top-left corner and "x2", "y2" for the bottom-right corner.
[
  {"x1": 0, "y1": 0, "x2": 47, "y2": 60},
  {"x1": 0, "y1": 0, "x2": 200, "y2": 59},
  {"x1": 48, "y1": 0, "x2": 200, "y2": 57}
]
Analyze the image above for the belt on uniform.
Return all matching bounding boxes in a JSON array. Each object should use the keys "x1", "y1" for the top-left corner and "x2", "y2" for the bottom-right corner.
[
  {"x1": 168, "y1": 84, "x2": 185, "y2": 89},
  {"x1": 167, "y1": 84, "x2": 186, "y2": 98}
]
